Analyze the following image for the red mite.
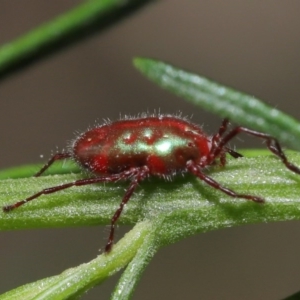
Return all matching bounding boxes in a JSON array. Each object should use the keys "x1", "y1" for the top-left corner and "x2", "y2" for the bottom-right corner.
[{"x1": 3, "y1": 115, "x2": 300, "y2": 252}]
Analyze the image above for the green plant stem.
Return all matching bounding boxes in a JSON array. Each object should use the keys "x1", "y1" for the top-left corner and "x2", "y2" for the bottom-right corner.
[
  {"x1": 111, "y1": 229, "x2": 158, "y2": 300},
  {"x1": 1, "y1": 152, "x2": 300, "y2": 298},
  {"x1": 0, "y1": 0, "x2": 155, "y2": 80},
  {"x1": 0, "y1": 221, "x2": 152, "y2": 300},
  {"x1": 1, "y1": 153, "x2": 300, "y2": 231},
  {"x1": 283, "y1": 290, "x2": 300, "y2": 300}
]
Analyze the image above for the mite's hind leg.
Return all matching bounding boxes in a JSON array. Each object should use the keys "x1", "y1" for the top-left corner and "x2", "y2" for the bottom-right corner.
[
  {"x1": 35, "y1": 153, "x2": 71, "y2": 177},
  {"x1": 187, "y1": 161, "x2": 264, "y2": 203},
  {"x1": 213, "y1": 126, "x2": 300, "y2": 176}
]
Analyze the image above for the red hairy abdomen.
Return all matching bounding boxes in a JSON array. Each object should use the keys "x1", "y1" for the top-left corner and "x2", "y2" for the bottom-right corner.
[{"x1": 73, "y1": 116, "x2": 210, "y2": 176}]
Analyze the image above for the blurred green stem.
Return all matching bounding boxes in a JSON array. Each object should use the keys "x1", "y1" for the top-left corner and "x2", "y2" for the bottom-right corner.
[{"x1": 0, "y1": 0, "x2": 155, "y2": 80}]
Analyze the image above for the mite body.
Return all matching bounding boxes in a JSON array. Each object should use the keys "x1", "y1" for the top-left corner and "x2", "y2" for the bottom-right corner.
[
  {"x1": 73, "y1": 116, "x2": 211, "y2": 176},
  {"x1": 4, "y1": 115, "x2": 300, "y2": 252}
]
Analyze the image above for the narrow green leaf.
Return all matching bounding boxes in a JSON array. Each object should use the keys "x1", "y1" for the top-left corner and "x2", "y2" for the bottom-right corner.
[
  {"x1": 1, "y1": 152, "x2": 300, "y2": 297},
  {"x1": 0, "y1": 0, "x2": 155, "y2": 80},
  {"x1": 0, "y1": 161, "x2": 79, "y2": 179},
  {"x1": 283, "y1": 290, "x2": 300, "y2": 300},
  {"x1": 0, "y1": 173, "x2": 140, "y2": 230},
  {"x1": 111, "y1": 231, "x2": 158, "y2": 300},
  {"x1": 1, "y1": 152, "x2": 300, "y2": 234},
  {"x1": 133, "y1": 57, "x2": 300, "y2": 150},
  {"x1": 0, "y1": 221, "x2": 152, "y2": 300}
]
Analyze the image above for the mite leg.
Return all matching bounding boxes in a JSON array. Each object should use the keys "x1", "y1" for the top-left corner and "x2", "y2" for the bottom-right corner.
[
  {"x1": 215, "y1": 119, "x2": 230, "y2": 140},
  {"x1": 211, "y1": 119, "x2": 243, "y2": 166},
  {"x1": 211, "y1": 119, "x2": 230, "y2": 150},
  {"x1": 35, "y1": 153, "x2": 71, "y2": 177},
  {"x1": 105, "y1": 166, "x2": 149, "y2": 253},
  {"x1": 219, "y1": 147, "x2": 243, "y2": 167},
  {"x1": 213, "y1": 126, "x2": 300, "y2": 175},
  {"x1": 225, "y1": 147, "x2": 243, "y2": 159},
  {"x1": 187, "y1": 161, "x2": 264, "y2": 203},
  {"x1": 217, "y1": 147, "x2": 243, "y2": 167},
  {"x1": 3, "y1": 170, "x2": 138, "y2": 212},
  {"x1": 3, "y1": 167, "x2": 149, "y2": 253}
]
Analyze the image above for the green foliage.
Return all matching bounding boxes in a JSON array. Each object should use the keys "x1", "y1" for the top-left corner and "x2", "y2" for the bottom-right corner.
[
  {"x1": 0, "y1": 0, "x2": 154, "y2": 78},
  {"x1": 1, "y1": 152, "x2": 300, "y2": 299},
  {"x1": 134, "y1": 57, "x2": 300, "y2": 150},
  {"x1": 1, "y1": 2, "x2": 300, "y2": 299}
]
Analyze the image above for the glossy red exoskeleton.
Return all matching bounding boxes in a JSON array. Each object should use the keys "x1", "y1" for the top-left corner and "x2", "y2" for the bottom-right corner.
[{"x1": 3, "y1": 115, "x2": 300, "y2": 252}]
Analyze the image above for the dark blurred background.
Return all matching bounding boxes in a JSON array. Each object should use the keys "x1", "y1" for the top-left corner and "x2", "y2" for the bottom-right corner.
[{"x1": 1, "y1": 1, "x2": 300, "y2": 299}]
